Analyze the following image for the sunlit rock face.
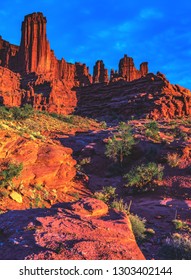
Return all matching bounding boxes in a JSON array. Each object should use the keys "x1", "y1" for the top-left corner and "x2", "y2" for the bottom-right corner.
[{"x1": 0, "y1": 12, "x2": 190, "y2": 119}]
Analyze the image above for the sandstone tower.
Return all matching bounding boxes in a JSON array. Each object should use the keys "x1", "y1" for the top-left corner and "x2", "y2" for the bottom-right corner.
[{"x1": 18, "y1": 12, "x2": 52, "y2": 74}]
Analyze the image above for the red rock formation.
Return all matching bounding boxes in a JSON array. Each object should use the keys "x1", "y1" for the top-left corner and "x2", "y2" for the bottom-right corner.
[
  {"x1": 0, "y1": 36, "x2": 19, "y2": 70},
  {"x1": 0, "y1": 12, "x2": 190, "y2": 120},
  {"x1": 17, "y1": 12, "x2": 93, "y2": 84},
  {"x1": 75, "y1": 62, "x2": 92, "y2": 86},
  {"x1": 93, "y1": 60, "x2": 109, "y2": 83},
  {"x1": 118, "y1": 54, "x2": 148, "y2": 81},
  {"x1": 0, "y1": 129, "x2": 77, "y2": 211},
  {"x1": 18, "y1": 13, "x2": 53, "y2": 74},
  {"x1": 76, "y1": 72, "x2": 191, "y2": 120},
  {"x1": 0, "y1": 66, "x2": 22, "y2": 106},
  {"x1": 0, "y1": 198, "x2": 145, "y2": 260},
  {"x1": 140, "y1": 62, "x2": 148, "y2": 76}
]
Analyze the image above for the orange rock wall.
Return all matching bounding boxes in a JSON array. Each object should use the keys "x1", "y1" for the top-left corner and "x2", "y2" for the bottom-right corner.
[
  {"x1": 1, "y1": 12, "x2": 189, "y2": 120},
  {"x1": 18, "y1": 13, "x2": 52, "y2": 74},
  {"x1": 0, "y1": 36, "x2": 19, "y2": 71},
  {"x1": 93, "y1": 60, "x2": 109, "y2": 83},
  {"x1": 118, "y1": 54, "x2": 148, "y2": 82},
  {"x1": 0, "y1": 66, "x2": 22, "y2": 106}
]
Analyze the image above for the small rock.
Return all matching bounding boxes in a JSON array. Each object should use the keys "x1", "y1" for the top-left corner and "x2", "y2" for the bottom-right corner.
[{"x1": 10, "y1": 191, "x2": 23, "y2": 203}]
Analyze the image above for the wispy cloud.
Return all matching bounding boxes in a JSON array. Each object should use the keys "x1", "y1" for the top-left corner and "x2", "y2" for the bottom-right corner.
[
  {"x1": 117, "y1": 21, "x2": 137, "y2": 32},
  {"x1": 140, "y1": 8, "x2": 163, "y2": 20},
  {"x1": 114, "y1": 42, "x2": 127, "y2": 51}
]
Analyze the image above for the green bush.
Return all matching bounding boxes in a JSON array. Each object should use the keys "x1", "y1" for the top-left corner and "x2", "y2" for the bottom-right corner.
[
  {"x1": 124, "y1": 162, "x2": 164, "y2": 192},
  {"x1": 0, "y1": 106, "x2": 10, "y2": 119},
  {"x1": 173, "y1": 127, "x2": 188, "y2": 141},
  {"x1": 93, "y1": 186, "x2": 117, "y2": 203},
  {"x1": 100, "y1": 121, "x2": 107, "y2": 129},
  {"x1": 172, "y1": 219, "x2": 189, "y2": 230},
  {"x1": 145, "y1": 121, "x2": 160, "y2": 141},
  {"x1": 129, "y1": 214, "x2": 146, "y2": 242},
  {"x1": 11, "y1": 104, "x2": 34, "y2": 120},
  {"x1": 110, "y1": 198, "x2": 128, "y2": 212},
  {"x1": 105, "y1": 122, "x2": 135, "y2": 164},
  {"x1": 0, "y1": 162, "x2": 23, "y2": 187},
  {"x1": 94, "y1": 189, "x2": 147, "y2": 243},
  {"x1": 167, "y1": 153, "x2": 180, "y2": 167},
  {"x1": 50, "y1": 113, "x2": 75, "y2": 124},
  {"x1": 161, "y1": 234, "x2": 191, "y2": 259},
  {"x1": 79, "y1": 157, "x2": 91, "y2": 166}
]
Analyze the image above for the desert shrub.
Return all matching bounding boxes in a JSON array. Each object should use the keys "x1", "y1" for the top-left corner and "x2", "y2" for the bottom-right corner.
[
  {"x1": 124, "y1": 162, "x2": 164, "y2": 192},
  {"x1": 76, "y1": 158, "x2": 91, "y2": 173},
  {"x1": 161, "y1": 234, "x2": 191, "y2": 259},
  {"x1": 172, "y1": 219, "x2": 189, "y2": 230},
  {"x1": 95, "y1": 189, "x2": 147, "y2": 243},
  {"x1": 31, "y1": 131, "x2": 45, "y2": 140},
  {"x1": 110, "y1": 198, "x2": 129, "y2": 212},
  {"x1": 100, "y1": 121, "x2": 107, "y2": 129},
  {"x1": 105, "y1": 122, "x2": 135, "y2": 164},
  {"x1": 145, "y1": 121, "x2": 160, "y2": 141},
  {"x1": 129, "y1": 214, "x2": 146, "y2": 242},
  {"x1": 0, "y1": 106, "x2": 10, "y2": 119},
  {"x1": 33, "y1": 183, "x2": 44, "y2": 191},
  {"x1": 11, "y1": 104, "x2": 34, "y2": 120},
  {"x1": 167, "y1": 153, "x2": 180, "y2": 167},
  {"x1": 93, "y1": 186, "x2": 117, "y2": 203},
  {"x1": 173, "y1": 127, "x2": 188, "y2": 141},
  {"x1": 79, "y1": 157, "x2": 91, "y2": 166},
  {"x1": 50, "y1": 113, "x2": 75, "y2": 124},
  {"x1": 0, "y1": 162, "x2": 23, "y2": 187}
]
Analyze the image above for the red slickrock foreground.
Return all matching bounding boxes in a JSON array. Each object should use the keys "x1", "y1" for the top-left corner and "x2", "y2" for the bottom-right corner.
[{"x1": 0, "y1": 198, "x2": 145, "y2": 260}]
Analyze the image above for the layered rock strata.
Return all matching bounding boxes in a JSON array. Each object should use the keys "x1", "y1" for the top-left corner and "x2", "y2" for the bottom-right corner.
[
  {"x1": 76, "y1": 72, "x2": 191, "y2": 120},
  {"x1": 0, "y1": 12, "x2": 190, "y2": 119}
]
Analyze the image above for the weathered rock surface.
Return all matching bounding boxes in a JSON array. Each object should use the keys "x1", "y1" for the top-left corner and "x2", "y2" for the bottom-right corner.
[
  {"x1": 118, "y1": 54, "x2": 148, "y2": 82},
  {"x1": 0, "y1": 67, "x2": 22, "y2": 106},
  {"x1": 0, "y1": 12, "x2": 150, "y2": 116},
  {"x1": 93, "y1": 60, "x2": 109, "y2": 83},
  {"x1": 18, "y1": 13, "x2": 52, "y2": 74},
  {"x1": 0, "y1": 130, "x2": 76, "y2": 210},
  {"x1": 0, "y1": 36, "x2": 19, "y2": 70},
  {"x1": 0, "y1": 198, "x2": 145, "y2": 260},
  {"x1": 0, "y1": 12, "x2": 190, "y2": 119},
  {"x1": 76, "y1": 72, "x2": 191, "y2": 120},
  {"x1": 0, "y1": 13, "x2": 93, "y2": 113}
]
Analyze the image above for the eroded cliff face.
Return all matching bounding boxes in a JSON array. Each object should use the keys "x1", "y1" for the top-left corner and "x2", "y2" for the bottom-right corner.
[
  {"x1": 0, "y1": 36, "x2": 19, "y2": 70},
  {"x1": 0, "y1": 67, "x2": 22, "y2": 107},
  {"x1": 0, "y1": 12, "x2": 190, "y2": 120},
  {"x1": 0, "y1": 13, "x2": 96, "y2": 113},
  {"x1": 118, "y1": 55, "x2": 148, "y2": 82},
  {"x1": 76, "y1": 72, "x2": 191, "y2": 120},
  {"x1": 93, "y1": 60, "x2": 109, "y2": 83},
  {"x1": 18, "y1": 13, "x2": 52, "y2": 74}
]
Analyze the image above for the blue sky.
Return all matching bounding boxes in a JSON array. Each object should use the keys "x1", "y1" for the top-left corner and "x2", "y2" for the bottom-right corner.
[{"x1": 0, "y1": 0, "x2": 191, "y2": 89}]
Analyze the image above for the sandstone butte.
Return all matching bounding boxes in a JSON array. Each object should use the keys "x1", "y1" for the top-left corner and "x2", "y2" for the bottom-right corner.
[
  {"x1": 0, "y1": 12, "x2": 190, "y2": 261},
  {"x1": 0, "y1": 12, "x2": 190, "y2": 119}
]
